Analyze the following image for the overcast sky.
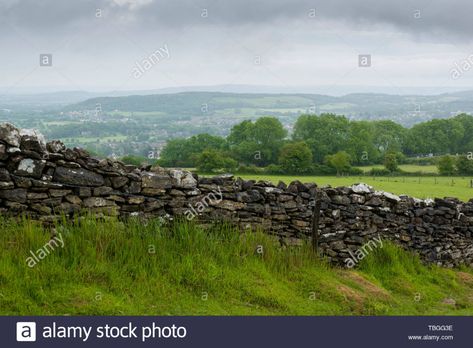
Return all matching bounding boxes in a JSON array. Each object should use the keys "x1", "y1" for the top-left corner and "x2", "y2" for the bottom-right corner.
[{"x1": 1, "y1": 0, "x2": 473, "y2": 95}]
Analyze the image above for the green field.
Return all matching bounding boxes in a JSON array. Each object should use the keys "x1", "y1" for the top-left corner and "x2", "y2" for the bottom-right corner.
[
  {"x1": 0, "y1": 217, "x2": 472, "y2": 315},
  {"x1": 44, "y1": 121, "x2": 81, "y2": 126},
  {"x1": 108, "y1": 111, "x2": 166, "y2": 117},
  {"x1": 357, "y1": 164, "x2": 439, "y2": 174},
  {"x1": 239, "y1": 175, "x2": 473, "y2": 202},
  {"x1": 64, "y1": 135, "x2": 128, "y2": 144}
]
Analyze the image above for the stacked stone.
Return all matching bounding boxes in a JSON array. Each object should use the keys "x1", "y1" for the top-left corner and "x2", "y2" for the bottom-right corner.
[
  {"x1": 0, "y1": 123, "x2": 197, "y2": 222},
  {"x1": 0, "y1": 123, "x2": 472, "y2": 268}
]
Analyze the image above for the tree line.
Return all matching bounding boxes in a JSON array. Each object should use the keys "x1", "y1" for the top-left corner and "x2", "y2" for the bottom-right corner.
[{"x1": 155, "y1": 113, "x2": 473, "y2": 175}]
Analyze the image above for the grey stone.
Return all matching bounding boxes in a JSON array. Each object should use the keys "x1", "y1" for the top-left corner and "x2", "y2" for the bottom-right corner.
[
  {"x1": 366, "y1": 196, "x2": 383, "y2": 206},
  {"x1": 49, "y1": 189, "x2": 72, "y2": 197},
  {"x1": 128, "y1": 181, "x2": 141, "y2": 194},
  {"x1": 31, "y1": 179, "x2": 63, "y2": 189},
  {"x1": 13, "y1": 176, "x2": 32, "y2": 188},
  {"x1": 378, "y1": 191, "x2": 401, "y2": 202},
  {"x1": 351, "y1": 194, "x2": 365, "y2": 204},
  {"x1": 77, "y1": 187, "x2": 91, "y2": 197},
  {"x1": 47, "y1": 140, "x2": 66, "y2": 153},
  {"x1": 128, "y1": 196, "x2": 145, "y2": 204},
  {"x1": 31, "y1": 204, "x2": 52, "y2": 214},
  {"x1": 20, "y1": 129, "x2": 47, "y2": 153},
  {"x1": 27, "y1": 192, "x2": 49, "y2": 200},
  {"x1": 15, "y1": 158, "x2": 46, "y2": 178},
  {"x1": 142, "y1": 172, "x2": 172, "y2": 189},
  {"x1": 0, "y1": 188, "x2": 27, "y2": 203},
  {"x1": 94, "y1": 186, "x2": 114, "y2": 196},
  {"x1": 0, "y1": 144, "x2": 7, "y2": 160},
  {"x1": 351, "y1": 183, "x2": 373, "y2": 194},
  {"x1": 169, "y1": 169, "x2": 197, "y2": 189},
  {"x1": 110, "y1": 176, "x2": 128, "y2": 189},
  {"x1": 0, "y1": 123, "x2": 20, "y2": 147},
  {"x1": 54, "y1": 166, "x2": 104, "y2": 187},
  {"x1": 83, "y1": 197, "x2": 115, "y2": 208},
  {"x1": 7, "y1": 147, "x2": 21, "y2": 154},
  {"x1": 0, "y1": 168, "x2": 11, "y2": 181},
  {"x1": 65, "y1": 195, "x2": 82, "y2": 205},
  {"x1": 0, "y1": 181, "x2": 14, "y2": 189}
]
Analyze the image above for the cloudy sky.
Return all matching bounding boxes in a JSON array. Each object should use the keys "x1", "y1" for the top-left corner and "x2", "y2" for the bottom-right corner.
[{"x1": 1, "y1": 0, "x2": 473, "y2": 95}]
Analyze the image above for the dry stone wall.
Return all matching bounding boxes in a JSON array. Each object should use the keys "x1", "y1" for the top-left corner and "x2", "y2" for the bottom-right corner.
[{"x1": 0, "y1": 123, "x2": 472, "y2": 268}]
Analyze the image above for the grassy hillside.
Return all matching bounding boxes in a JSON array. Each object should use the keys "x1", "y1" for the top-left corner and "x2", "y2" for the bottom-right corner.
[
  {"x1": 0, "y1": 217, "x2": 472, "y2": 315},
  {"x1": 66, "y1": 91, "x2": 473, "y2": 126},
  {"x1": 240, "y1": 175, "x2": 473, "y2": 202}
]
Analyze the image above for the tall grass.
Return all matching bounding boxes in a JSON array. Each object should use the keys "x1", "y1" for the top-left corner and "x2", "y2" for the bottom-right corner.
[{"x1": 0, "y1": 216, "x2": 471, "y2": 315}]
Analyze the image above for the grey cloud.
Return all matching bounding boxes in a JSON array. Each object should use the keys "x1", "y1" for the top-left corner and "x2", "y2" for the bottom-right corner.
[
  {"x1": 0, "y1": 0, "x2": 472, "y2": 91},
  {"x1": 0, "y1": 0, "x2": 472, "y2": 41}
]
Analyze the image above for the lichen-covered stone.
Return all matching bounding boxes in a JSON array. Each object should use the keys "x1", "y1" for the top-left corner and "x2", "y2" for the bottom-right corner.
[
  {"x1": 141, "y1": 172, "x2": 172, "y2": 189},
  {"x1": 83, "y1": 197, "x2": 115, "y2": 208},
  {"x1": 169, "y1": 169, "x2": 197, "y2": 189},
  {"x1": 15, "y1": 158, "x2": 46, "y2": 178},
  {"x1": 46, "y1": 140, "x2": 66, "y2": 153},
  {"x1": 20, "y1": 129, "x2": 47, "y2": 153},
  {"x1": 0, "y1": 123, "x2": 20, "y2": 147}
]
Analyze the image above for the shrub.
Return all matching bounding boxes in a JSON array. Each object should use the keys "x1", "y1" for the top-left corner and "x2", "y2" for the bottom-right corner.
[
  {"x1": 121, "y1": 155, "x2": 148, "y2": 166},
  {"x1": 325, "y1": 151, "x2": 352, "y2": 175},
  {"x1": 347, "y1": 167, "x2": 364, "y2": 175},
  {"x1": 265, "y1": 164, "x2": 285, "y2": 175},
  {"x1": 196, "y1": 149, "x2": 238, "y2": 173},
  {"x1": 384, "y1": 152, "x2": 400, "y2": 172},
  {"x1": 456, "y1": 155, "x2": 473, "y2": 175},
  {"x1": 311, "y1": 164, "x2": 336, "y2": 175},
  {"x1": 404, "y1": 156, "x2": 437, "y2": 166},
  {"x1": 278, "y1": 141, "x2": 313, "y2": 174},
  {"x1": 367, "y1": 168, "x2": 392, "y2": 176},
  {"x1": 437, "y1": 155, "x2": 455, "y2": 176}
]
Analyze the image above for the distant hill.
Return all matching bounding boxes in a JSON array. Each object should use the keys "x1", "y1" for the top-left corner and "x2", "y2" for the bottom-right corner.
[{"x1": 66, "y1": 90, "x2": 473, "y2": 126}]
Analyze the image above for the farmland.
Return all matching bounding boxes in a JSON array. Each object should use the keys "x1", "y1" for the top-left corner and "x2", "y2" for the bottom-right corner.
[{"x1": 356, "y1": 164, "x2": 439, "y2": 174}]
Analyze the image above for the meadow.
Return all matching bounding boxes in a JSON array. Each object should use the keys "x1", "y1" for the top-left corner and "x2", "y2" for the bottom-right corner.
[
  {"x1": 239, "y1": 175, "x2": 473, "y2": 202},
  {"x1": 0, "y1": 216, "x2": 472, "y2": 316},
  {"x1": 356, "y1": 164, "x2": 439, "y2": 174}
]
